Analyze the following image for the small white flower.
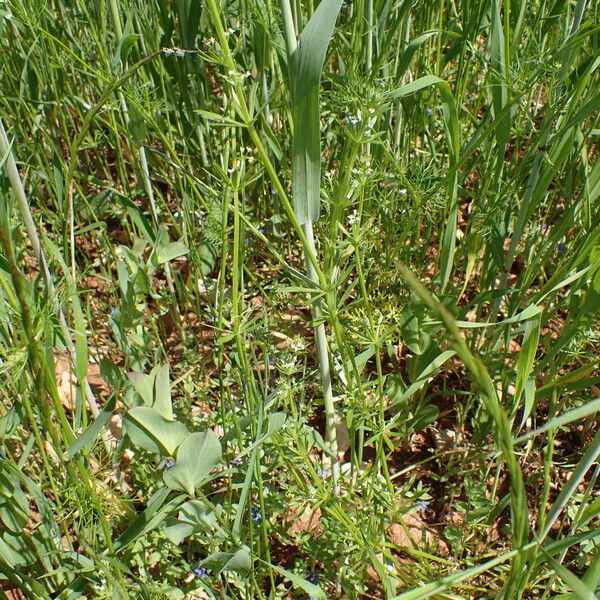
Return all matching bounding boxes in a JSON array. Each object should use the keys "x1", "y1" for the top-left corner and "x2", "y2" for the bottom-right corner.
[
  {"x1": 348, "y1": 109, "x2": 362, "y2": 125},
  {"x1": 347, "y1": 209, "x2": 358, "y2": 226}
]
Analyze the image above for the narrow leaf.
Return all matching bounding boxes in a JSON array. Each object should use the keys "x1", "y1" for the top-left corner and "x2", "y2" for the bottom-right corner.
[{"x1": 289, "y1": 0, "x2": 344, "y2": 224}]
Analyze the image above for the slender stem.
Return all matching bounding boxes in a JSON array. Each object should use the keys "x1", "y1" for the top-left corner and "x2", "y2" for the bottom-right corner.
[
  {"x1": 303, "y1": 223, "x2": 340, "y2": 493},
  {"x1": 280, "y1": 0, "x2": 298, "y2": 56},
  {"x1": 0, "y1": 117, "x2": 102, "y2": 419},
  {"x1": 365, "y1": 0, "x2": 373, "y2": 71},
  {"x1": 106, "y1": 0, "x2": 184, "y2": 338},
  {"x1": 278, "y1": 0, "x2": 340, "y2": 492},
  {"x1": 205, "y1": 0, "x2": 326, "y2": 289}
]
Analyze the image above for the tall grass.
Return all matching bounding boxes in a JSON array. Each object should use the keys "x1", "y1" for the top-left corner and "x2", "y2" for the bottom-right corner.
[{"x1": 0, "y1": 0, "x2": 598, "y2": 598}]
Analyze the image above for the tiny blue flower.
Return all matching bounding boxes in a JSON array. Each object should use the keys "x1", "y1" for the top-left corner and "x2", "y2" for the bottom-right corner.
[
  {"x1": 250, "y1": 506, "x2": 262, "y2": 525},
  {"x1": 416, "y1": 499, "x2": 431, "y2": 514},
  {"x1": 306, "y1": 572, "x2": 319, "y2": 585},
  {"x1": 164, "y1": 459, "x2": 176, "y2": 469},
  {"x1": 426, "y1": 107, "x2": 433, "y2": 116},
  {"x1": 557, "y1": 242, "x2": 568, "y2": 254},
  {"x1": 194, "y1": 566, "x2": 209, "y2": 578},
  {"x1": 231, "y1": 457, "x2": 242, "y2": 466}
]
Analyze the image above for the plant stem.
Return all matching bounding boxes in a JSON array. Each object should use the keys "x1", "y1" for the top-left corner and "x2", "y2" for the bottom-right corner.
[
  {"x1": 303, "y1": 222, "x2": 340, "y2": 493},
  {"x1": 0, "y1": 117, "x2": 102, "y2": 419}
]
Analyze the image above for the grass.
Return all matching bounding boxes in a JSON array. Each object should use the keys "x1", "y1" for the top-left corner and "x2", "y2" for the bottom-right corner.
[{"x1": 0, "y1": 0, "x2": 599, "y2": 598}]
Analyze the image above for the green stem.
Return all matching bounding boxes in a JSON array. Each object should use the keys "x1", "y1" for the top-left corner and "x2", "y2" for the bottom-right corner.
[
  {"x1": 205, "y1": 0, "x2": 326, "y2": 289},
  {"x1": 303, "y1": 222, "x2": 340, "y2": 494}
]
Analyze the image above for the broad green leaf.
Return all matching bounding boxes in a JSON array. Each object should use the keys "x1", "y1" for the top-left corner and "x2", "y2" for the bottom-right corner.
[
  {"x1": 128, "y1": 364, "x2": 173, "y2": 419},
  {"x1": 450, "y1": 303, "x2": 542, "y2": 329},
  {"x1": 200, "y1": 548, "x2": 252, "y2": 576},
  {"x1": 123, "y1": 407, "x2": 188, "y2": 456},
  {"x1": 163, "y1": 431, "x2": 222, "y2": 495},
  {"x1": 163, "y1": 500, "x2": 217, "y2": 545},
  {"x1": 515, "y1": 397, "x2": 600, "y2": 445},
  {"x1": 581, "y1": 550, "x2": 600, "y2": 595},
  {"x1": 288, "y1": 0, "x2": 344, "y2": 224},
  {"x1": 0, "y1": 532, "x2": 34, "y2": 568},
  {"x1": 236, "y1": 412, "x2": 288, "y2": 460},
  {"x1": 155, "y1": 240, "x2": 189, "y2": 265},
  {"x1": 223, "y1": 548, "x2": 252, "y2": 575},
  {"x1": 195, "y1": 109, "x2": 244, "y2": 127},
  {"x1": 198, "y1": 239, "x2": 217, "y2": 276},
  {"x1": 265, "y1": 411, "x2": 287, "y2": 438},
  {"x1": 128, "y1": 371, "x2": 155, "y2": 406},
  {"x1": 153, "y1": 363, "x2": 173, "y2": 420}
]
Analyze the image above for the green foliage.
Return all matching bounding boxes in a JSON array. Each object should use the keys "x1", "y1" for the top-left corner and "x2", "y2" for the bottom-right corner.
[{"x1": 0, "y1": 0, "x2": 598, "y2": 598}]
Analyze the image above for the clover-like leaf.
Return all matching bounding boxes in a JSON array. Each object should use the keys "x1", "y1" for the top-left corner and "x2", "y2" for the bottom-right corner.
[
  {"x1": 163, "y1": 500, "x2": 217, "y2": 545},
  {"x1": 199, "y1": 548, "x2": 251, "y2": 576},
  {"x1": 163, "y1": 431, "x2": 222, "y2": 495},
  {"x1": 123, "y1": 407, "x2": 188, "y2": 455}
]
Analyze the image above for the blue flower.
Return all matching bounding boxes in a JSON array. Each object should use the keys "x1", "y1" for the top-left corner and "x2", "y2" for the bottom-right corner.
[
  {"x1": 557, "y1": 242, "x2": 568, "y2": 254},
  {"x1": 164, "y1": 459, "x2": 176, "y2": 469},
  {"x1": 251, "y1": 506, "x2": 262, "y2": 525},
  {"x1": 194, "y1": 566, "x2": 209, "y2": 578},
  {"x1": 307, "y1": 573, "x2": 320, "y2": 599},
  {"x1": 426, "y1": 107, "x2": 433, "y2": 116},
  {"x1": 416, "y1": 499, "x2": 431, "y2": 514}
]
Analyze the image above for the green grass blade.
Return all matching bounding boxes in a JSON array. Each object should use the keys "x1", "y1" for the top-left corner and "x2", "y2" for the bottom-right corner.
[
  {"x1": 289, "y1": 0, "x2": 344, "y2": 224},
  {"x1": 539, "y1": 427, "x2": 600, "y2": 540},
  {"x1": 514, "y1": 398, "x2": 600, "y2": 445}
]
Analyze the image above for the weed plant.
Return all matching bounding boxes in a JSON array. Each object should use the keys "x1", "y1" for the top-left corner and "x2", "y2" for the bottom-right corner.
[{"x1": 0, "y1": 0, "x2": 599, "y2": 598}]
